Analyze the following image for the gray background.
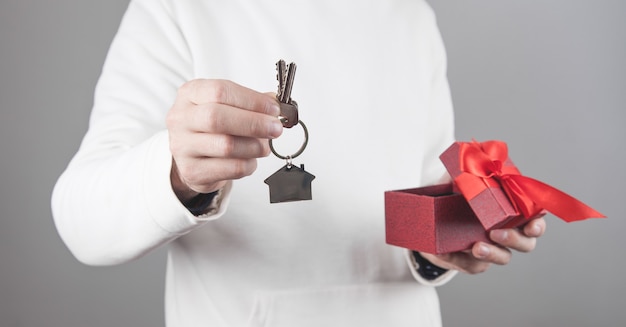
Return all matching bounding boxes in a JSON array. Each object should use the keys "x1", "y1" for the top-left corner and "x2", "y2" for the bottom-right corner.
[{"x1": 1, "y1": 0, "x2": 623, "y2": 326}]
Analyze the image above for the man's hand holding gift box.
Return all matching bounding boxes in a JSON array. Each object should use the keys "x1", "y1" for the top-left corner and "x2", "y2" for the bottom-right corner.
[{"x1": 385, "y1": 140, "x2": 604, "y2": 273}]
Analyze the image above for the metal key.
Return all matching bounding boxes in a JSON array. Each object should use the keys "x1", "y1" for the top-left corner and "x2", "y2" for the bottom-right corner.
[
  {"x1": 276, "y1": 60, "x2": 287, "y2": 98},
  {"x1": 276, "y1": 60, "x2": 299, "y2": 128}
]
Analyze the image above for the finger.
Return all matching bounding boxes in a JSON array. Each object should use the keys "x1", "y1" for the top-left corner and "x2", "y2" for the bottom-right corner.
[
  {"x1": 423, "y1": 252, "x2": 491, "y2": 275},
  {"x1": 170, "y1": 133, "x2": 270, "y2": 159},
  {"x1": 490, "y1": 228, "x2": 537, "y2": 253},
  {"x1": 472, "y1": 242, "x2": 512, "y2": 265},
  {"x1": 175, "y1": 157, "x2": 258, "y2": 193},
  {"x1": 522, "y1": 217, "x2": 546, "y2": 238},
  {"x1": 180, "y1": 79, "x2": 280, "y2": 116},
  {"x1": 187, "y1": 103, "x2": 283, "y2": 139}
]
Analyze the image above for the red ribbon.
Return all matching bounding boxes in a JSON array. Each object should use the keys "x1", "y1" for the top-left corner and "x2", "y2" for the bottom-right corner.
[{"x1": 454, "y1": 140, "x2": 605, "y2": 222}]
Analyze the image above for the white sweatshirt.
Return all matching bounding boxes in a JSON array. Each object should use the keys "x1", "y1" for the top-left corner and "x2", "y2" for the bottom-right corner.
[{"x1": 52, "y1": 0, "x2": 457, "y2": 326}]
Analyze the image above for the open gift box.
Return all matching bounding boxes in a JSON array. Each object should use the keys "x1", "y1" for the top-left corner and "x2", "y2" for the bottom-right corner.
[
  {"x1": 385, "y1": 140, "x2": 605, "y2": 254},
  {"x1": 385, "y1": 183, "x2": 490, "y2": 254}
]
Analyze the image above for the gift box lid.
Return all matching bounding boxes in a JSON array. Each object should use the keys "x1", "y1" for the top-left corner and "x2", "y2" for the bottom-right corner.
[{"x1": 439, "y1": 140, "x2": 605, "y2": 229}]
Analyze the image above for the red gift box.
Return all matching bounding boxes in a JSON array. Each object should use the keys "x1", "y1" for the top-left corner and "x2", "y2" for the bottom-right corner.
[
  {"x1": 385, "y1": 140, "x2": 605, "y2": 255},
  {"x1": 385, "y1": 184, "x2": 490, "y2": 254}
]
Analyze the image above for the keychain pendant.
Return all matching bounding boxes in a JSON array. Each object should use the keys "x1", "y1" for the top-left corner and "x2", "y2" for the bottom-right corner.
[{"x1": 264, "y1": 163, "x2": 315, "y2": 203}]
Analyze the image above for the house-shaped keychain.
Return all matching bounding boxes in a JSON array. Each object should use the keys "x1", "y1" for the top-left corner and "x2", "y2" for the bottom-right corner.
[{"x1": 264, "y1": 164, "x2": 316, "y2": 203}]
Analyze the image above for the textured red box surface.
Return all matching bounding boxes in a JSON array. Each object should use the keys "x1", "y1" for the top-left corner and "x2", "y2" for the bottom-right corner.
[
  {"x1": 385, "y1": 184, "x2": 490, "y2": 254},
  {"x1": 439, "y1": 142, "x2": 527, "y2": 230}
]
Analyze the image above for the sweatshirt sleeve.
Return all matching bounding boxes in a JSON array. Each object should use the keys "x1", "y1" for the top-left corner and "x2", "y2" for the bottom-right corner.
[{"x1": 51, "y1": 0, "x2": 230, "y2": 266}]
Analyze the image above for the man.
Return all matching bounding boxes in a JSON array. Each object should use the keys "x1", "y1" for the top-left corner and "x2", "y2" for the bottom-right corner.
[{"x1": 52, "y1": 0, "x2": 544, "y2": 326}]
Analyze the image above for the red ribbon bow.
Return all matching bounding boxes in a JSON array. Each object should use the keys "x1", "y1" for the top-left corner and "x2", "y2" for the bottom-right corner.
[{"x1": 454, "y1": 140, "x2": 605, "y2": 222}]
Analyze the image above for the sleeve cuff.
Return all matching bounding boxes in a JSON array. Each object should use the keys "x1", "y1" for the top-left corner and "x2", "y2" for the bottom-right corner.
[
  {"x1": 405, "y1": 249, "x2": 457, "y2": 287},
  {"x1": 184, "y1": 190, "x2": 220, "y2": 216}
]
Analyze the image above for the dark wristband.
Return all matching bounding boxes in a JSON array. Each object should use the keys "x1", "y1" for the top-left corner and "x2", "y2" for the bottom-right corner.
[
  {"x1": 412, "y1": 251, "x2": 448, "y2": 281},
  {"x1": 184, "y1": 191, "x2": 219, "y2": 216}
]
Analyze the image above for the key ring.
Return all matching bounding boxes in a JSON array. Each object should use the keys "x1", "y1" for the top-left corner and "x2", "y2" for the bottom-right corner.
[{"x1": 269, "y1": 120, "x2": 309, "y2": 160}]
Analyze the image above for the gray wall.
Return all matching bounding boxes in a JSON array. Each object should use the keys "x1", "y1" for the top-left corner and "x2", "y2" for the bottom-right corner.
[
  {"x1": 429, "y1": 1, "x2": 626, "y2": 326},
  {"x1": 1, "y1": 1, "x2": 623, "y2": 326}
]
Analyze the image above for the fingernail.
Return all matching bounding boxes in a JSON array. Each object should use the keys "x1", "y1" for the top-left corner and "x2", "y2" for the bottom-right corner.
[
  {"x1": 269, "y1": 120, "x2": 283, "y2": 138},
  {"x1": 491, "y1": 230, "x2": 508, "y2": 243},
  {"x1": 477, "y1": 244, "x2": 491, "y2": 258}
]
